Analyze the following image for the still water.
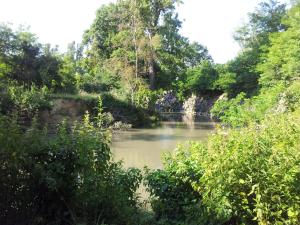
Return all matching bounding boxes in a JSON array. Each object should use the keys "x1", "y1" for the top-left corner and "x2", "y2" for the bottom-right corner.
[{"x1": 111, "y1": 116, "x2": 216, "y2": 169}]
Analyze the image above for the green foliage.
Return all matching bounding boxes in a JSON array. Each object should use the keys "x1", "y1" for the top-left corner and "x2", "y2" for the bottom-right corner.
[
  {"x1": 174, "y1": 62, "x2": 236, "y2": 99},
  {"x1": 197, "y1": 112, "x2": 300, "y2": 224},
  {"x1": 58, "y1": 42, "x2": 81, "y2": 94},
  {"x1": 212, "y1": 2, "x2": 300, "y2": 127},
  {"x1": 0, "y1": 114, "x2": 143, "y2": 225},
  {"x1": 234, "y1": 0, "x2": 286, "y2": 49},
  {"x1": 211, "y1": 84, "x2": 285, "y2": 127},
  {"x1": 133, "y1": 84, "x2": 159, "y2": 110},
  {"x1": 146, "y1": 111, "x2": 300, "y2": 225},
  {"x1": 213, "y1": 64, "x2": 236, "y2": 93},
  {"x1": 77, "y1": 71, "x2": 120, "y2": 94},
  {"x1": 185, "y1": 60, "x2": 218, "y2": 94},
  {"x1": 285, "y1": 81, "x2": 300, "y2": 111},
  {"x1": 224, "y1": 0, "x2": 287, "y2": 96},
  {"x1": 95, "y1": 96, "x2": 114, "y2": 128},
  {"x1": 0, "y1": 81, "x2": 51, "y2": 115},
  {"x1": 8, "y1": 84, "x2": 51, "y2": 113},
  {"x1": 226, "y1": 49, "x2": 260, "y2": 96},
  {"x1": 83, "y1": 0, "x2": 210, "y2": 91},
  {"x1": 0, "y1": 24, "x2": 62, "y2": 89},
  {"x1": 258, "y1": 2, "x2": 300, "y2": 87},
  {"x1": 145, "y1": 143, "x2": 213, "y2": 225}
]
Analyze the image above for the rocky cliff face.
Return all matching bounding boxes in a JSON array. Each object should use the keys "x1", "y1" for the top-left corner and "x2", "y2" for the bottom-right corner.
[
  {"x1": 39, "y1": 99, "x2": 89, "y2": 129},
  {"x1": 182, "y1": 94, "x2": 220, "y2": 119},
  {"x1": 155, "y1": 91, "x2": 220, "y2": 117}
]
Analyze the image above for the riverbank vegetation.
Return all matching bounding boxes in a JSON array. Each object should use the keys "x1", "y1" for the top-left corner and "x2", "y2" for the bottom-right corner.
[
  {"x1": 1, "y1": 0, "x2": 300, "y2": 224},
  {"x1": 145, "y1": 1, "x2": 300, "y2": 224}
]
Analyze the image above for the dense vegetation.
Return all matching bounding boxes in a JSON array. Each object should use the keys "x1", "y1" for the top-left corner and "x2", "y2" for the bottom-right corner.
[
  {"x1": 0, "y1": 114, "x2": 143, "y2": 225},
  {"x1": 145, "y1": 1, "x2": 300, "y2": 224},
  {"x1": 0, "y1": 0, "x2": 300, "y2": 224}
]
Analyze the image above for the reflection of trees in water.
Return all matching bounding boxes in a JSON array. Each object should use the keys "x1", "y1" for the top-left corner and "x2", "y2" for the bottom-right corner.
[
  {"x1": 159, "y1": 112, "x2": 182, "y2": 121},
  {"x1": 182, "y1": 114, "x2": 195, "y2": 130},
  {"x1": 159, "y1": 113, "x2": 216, "y2": 131}
]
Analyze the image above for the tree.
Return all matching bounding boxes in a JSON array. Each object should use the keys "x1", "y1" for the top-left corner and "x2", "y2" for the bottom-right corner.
[
  {"x1": 227, "y1": 0, "x2": 287, "y2": 96},
  {"x1": 0, "y1": 24, "x2": 62, "y2": 89},
  {"x1": 234, "y1": 0, "x2": 286, "y2": 49},
  {"x1": 185, "y1": 60, "x2": 218, "y2": 94},
  {"x1": 83, "y1": 0, "x2": 209, "y2": 93},
  {"x1": 258, "y1": 1, "x2": 300, "y2": 87},
  {"x1": 58, "y1": 42, "x2": 83, "y2": 93},
  {"x1": 136, "y1": 0, "x2": 182, "y2": 89}
]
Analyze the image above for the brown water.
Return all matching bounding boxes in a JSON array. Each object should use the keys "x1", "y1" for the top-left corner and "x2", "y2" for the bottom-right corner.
[{"x1": 111, "y1": 118, "x2": 215, "y2": 169}]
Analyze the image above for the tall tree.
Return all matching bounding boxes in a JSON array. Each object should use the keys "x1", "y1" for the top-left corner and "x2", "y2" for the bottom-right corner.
[
  {"x1": 234, "y1": 0, "x2": 286, "y2": 49},
  {"x1": 136, "y1": 0, "x2": 181, "y2": 89},
  {"x1": 0, "y1": 24, "x2": 61, "y2": 88},
  {"x1": 258, "y1": 1, "x2": 300, "y2": 87},
  {"x1": 83, "y1": 0, "x2": 211, "y2": 92},
  {"x1": 227, "y1": 0, "x2": 287, "y2": 95}
]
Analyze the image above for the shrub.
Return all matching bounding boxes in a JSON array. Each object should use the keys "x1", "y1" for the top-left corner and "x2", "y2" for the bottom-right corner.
[
  {"x1": 145, "y1": 143, "x2": 213, "y2": 225},
  {"x1": 197, "y1": 112, "x2": 300, "y2": 224},
  {"x1": 157, "y1": 112, "x2": 300, "y2": 224},
  {"x1": 0, "y1": 81, "x2": 51, "y2": 115},
  {"x1": 146, "y1": 109, "x2": 300, "y2": 225},
  {"x1": 133, "y1": 85, "x2": 159, "y2": 111},
  {"x1": 0, "y1": 114, "x2": 142, "y2": 225},
  {"x1": 211, "y1": 83, "x2": 286, "y2": 127},
  {"x1": 285, "y1": 81, "x2": 300, "y2": 111},
  {"x1": 185, "y1": 60, "x2": 218, "y2": 94}
]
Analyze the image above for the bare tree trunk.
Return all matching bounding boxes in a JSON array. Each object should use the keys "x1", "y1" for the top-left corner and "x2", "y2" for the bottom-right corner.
[
  {"x1": 148, "y1": 32, "x2": 155, "y2": 90},
  {"x1": 132, "y1": 0, "x2": 138, "y2": 79},
  {"x1": 148, "y1": 58, "x2": 155, "y2": 90}
]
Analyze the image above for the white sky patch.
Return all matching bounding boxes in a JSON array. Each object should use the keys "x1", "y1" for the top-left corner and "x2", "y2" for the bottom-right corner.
[
  {"x1": 177, "y1": 0, "x2": 264, "y2": 63},
  {"x1": 0, "y1": 0, "x2": 114, "y2": 49},
  {"x1": 0, "y1": 0, "x2": 288, "y2": 63}
]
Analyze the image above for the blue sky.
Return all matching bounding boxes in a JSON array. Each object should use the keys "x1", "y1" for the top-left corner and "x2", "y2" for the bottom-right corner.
[{"x1": 0, "y1": 0, "x2": 289, "y2": 63}]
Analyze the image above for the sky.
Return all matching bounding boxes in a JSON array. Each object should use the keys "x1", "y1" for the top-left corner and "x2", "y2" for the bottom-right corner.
[{"x1": 0, "y1": 0, "x2": 288, "y2": 63}]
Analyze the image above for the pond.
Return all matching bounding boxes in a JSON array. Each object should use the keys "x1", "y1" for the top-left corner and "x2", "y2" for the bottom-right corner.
[{"x1": 111, "y1": 115, "x2": 216, "y2": 169}]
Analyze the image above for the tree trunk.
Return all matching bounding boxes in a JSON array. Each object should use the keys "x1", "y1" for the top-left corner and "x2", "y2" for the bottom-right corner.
[
  {"x1": 148, "y1": 31, "x2": 155, "y2": 90},
  {"x1": 148, "y1": 58, "x2": 155, "y2": 90}
]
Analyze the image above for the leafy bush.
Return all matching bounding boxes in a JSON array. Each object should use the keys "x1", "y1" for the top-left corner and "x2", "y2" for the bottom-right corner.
[
  {"x1": 77, "y1": 71, "x2": 120, "y2": 93},
  {"x1": 146, "y1": 111, "x2": 300, "y2": 225},
  {"x1": 285, "y1": 81, "x2": 300, "y2": 111},
  {"x1": 133, "y1": 85, "x2": 159, "y2": 111},
  {"x1": 213, "y1": 64, "x2": 237, "y2": 93},
  {"x1": 211, "y1": 83, "x2": 286, "y2": 127},
  {"x1": 145, "y1": 143, "x2": 212, "y2": 225},
  {"x1": 197, "y1": 111, "x2": 300, "y2": 224},
  {"x1": 8, "y1": 84, "x2": 51, "y2": 112},
  {"x1": 0, "y1": 81, "x2": 51, "y2": 115},
  {"x1": 0, "y1": 114, "x2": 142, "y2": 225}
]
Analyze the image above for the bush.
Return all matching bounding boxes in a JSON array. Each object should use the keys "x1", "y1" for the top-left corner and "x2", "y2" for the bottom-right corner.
[
  {"x1": 147, "y1": 111, "x2": 300, "y2": 225},
  {"x1": 0, "y1": 81, "x2": 51, "y2": 115},
  {"x1": 198, "y1": 112, "x2": 300, "y2": 224},
  {"x1": 133, "y1": 85, "x2": 159, "y2": 111},
  {"x1": 144, "y1": 143, "x2": 212, "y2": 225},
  {"x1": 0, "y1": 114, "x2": 142, "y2": 225},
  {"x1": 211, "y1": 83, "x2": 286, "y2": 127},
  {"x1": 285, "y1": 81, "x2": 300, "y2": 111},
  {"x1": 77, "y1": 71, "x2": 120, "y2": 93}
]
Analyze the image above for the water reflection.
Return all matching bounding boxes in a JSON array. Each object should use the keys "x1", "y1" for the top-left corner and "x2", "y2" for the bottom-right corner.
[{"x1": 111, "y1": 115, "x2": 215, "y2": 169}]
